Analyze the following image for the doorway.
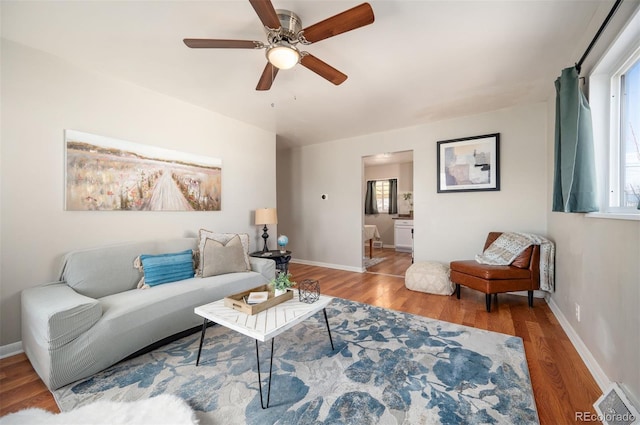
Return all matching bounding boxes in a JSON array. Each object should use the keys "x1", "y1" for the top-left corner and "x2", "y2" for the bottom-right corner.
[{"x1": 362, "y1": 150, "x2": 414, "y2": 277}]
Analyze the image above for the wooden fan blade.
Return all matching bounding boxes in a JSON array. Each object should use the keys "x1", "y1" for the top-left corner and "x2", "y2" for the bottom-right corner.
[
  {"x1": 300, "y1": 54, "x2": 347, "y2": 85},
  {"x1": 248, "y1": 0, "x2": 281, "y2": 29},
  {"x1": 183, "y1": 39, "x2": 263, "y2": 49},
  {"x1": 301, "y1": 3, "x2": 374, "y2": 44},
  {"x1": 256, "y1": 62, "x2": 279, "y2": 91}
]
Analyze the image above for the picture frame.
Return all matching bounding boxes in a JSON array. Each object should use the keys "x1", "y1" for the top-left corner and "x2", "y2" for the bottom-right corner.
[
  {"x1": 437, "y1": 133, "x2": 500, "y2": 193},
  {"x1": 65, "y1": 130, "x2": 222, "y2": 211}
]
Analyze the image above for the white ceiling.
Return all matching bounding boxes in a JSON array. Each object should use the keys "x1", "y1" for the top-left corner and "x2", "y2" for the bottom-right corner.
[
  {"x1": 363, "y1": 150, "x2": 413, "y2": 166},
  {"x1": 1, "y1": 1, "x2": 614, "y2": 149}
]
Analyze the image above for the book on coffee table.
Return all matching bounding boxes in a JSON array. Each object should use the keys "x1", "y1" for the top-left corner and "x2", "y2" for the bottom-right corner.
[{"x1": 246, "y1": 291, "x2": 268, "y2": 304}]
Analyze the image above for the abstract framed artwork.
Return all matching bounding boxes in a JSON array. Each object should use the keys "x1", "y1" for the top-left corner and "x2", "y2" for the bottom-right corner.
[
  {"x1": 437, "y1": 133, "x2": 500, "y2": 193},
  {"x1": 65, "y1": 130, "x2": 222, "y2": 211}
]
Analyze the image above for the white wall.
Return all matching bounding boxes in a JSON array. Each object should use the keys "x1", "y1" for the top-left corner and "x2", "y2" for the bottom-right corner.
[
  {"x1": 541, "y1": 2, "x2": 640, "y2": 407},
  {"x1": 278, "y1": 102, "x2": 548, "y2": 270},
  {"x1": 0, "y1": 40, "x2": 277, "y2": 346},
  {"x1": 545, "y1": 78, "x2": 640, "y2": 407},
  {"x1": 547, "y1": 213, "x2": 640, "y2": 403}
]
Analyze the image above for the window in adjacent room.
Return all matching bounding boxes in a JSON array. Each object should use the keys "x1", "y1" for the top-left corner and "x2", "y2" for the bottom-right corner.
[
  {"x1": 365, "y1": 178, "x2": 398, "y2": 214},
  {"x1": 375, "y1": 179, "x2": 390, "y2": 212}
]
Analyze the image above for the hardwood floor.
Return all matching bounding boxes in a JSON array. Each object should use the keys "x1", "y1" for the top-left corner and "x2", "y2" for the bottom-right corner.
[
  {"x1": 364, "y1": 245, "x2": 413, "y2": 276},
  {"x1": 0, "y1": 248, "x2": 602, "y2": 424},
  {"x1": 0, "y1": 352, "x2": 59, "y2": 415}
]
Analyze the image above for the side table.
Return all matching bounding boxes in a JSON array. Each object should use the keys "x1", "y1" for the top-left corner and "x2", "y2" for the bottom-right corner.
[{"x1": 250, "y1": 250, "x2": 292, "y2": 275}]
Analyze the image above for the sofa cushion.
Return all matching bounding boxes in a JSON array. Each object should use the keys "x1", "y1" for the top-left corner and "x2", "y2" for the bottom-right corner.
[
  {"x1": 449, "y1": 260, "x2": 531, "y2": 280},
  {"x1": 140, "y1": 249, "x2": 195, "y2": 286},
  {"x1": 60, "y1": 238, "x2": 197, "y2": 299},
  {"x1": 201, "y1": 235, "x2": 249, "y2": 277},
  {"x1": 98, "y1": 272, "x2": 267, "y2": 335}
]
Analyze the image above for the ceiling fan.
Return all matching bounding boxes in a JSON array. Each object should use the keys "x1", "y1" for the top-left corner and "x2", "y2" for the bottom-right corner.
[{"x1": 183, "y1": 0, "x2": 375, "y2": 91}]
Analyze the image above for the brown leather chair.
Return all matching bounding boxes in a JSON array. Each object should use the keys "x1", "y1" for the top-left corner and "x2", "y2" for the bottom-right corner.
[{"x1": 449, "y1": 232, "x2": 540, "y2": 312}]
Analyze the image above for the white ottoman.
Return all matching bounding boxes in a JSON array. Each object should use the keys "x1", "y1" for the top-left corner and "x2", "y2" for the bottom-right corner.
[{"x1": 405, "y1": 261, "x2": 454, "y2": 295}]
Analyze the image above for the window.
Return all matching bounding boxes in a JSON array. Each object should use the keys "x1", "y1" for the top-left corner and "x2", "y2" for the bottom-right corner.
[
  {"x1": 364, "y1": 179, "x2": 398, "y2": 215},
  {"x1": 614, "y1": 56, "x2": 640, "y2": 209},
  {"x1": 375, "y1": 179, "x2": 390, "y2": 212},
  {"x1": 589, "y1": 8, "x2": 640, "y2": 219}
]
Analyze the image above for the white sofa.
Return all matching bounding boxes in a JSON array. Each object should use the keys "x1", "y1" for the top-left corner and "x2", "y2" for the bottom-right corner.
[{"x1": 21, "y1": 237, "x2": 275, "y2": 390}]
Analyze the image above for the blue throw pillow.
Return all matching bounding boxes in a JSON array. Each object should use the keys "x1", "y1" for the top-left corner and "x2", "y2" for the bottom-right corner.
[{"x1": 140, "y1": 249, "x2": 195, "y2": 286}]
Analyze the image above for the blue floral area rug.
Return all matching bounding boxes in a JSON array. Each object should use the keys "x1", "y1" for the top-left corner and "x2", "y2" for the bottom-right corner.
[{"x1": 53, "y1": 298, "x2": 539, "y2": 424}]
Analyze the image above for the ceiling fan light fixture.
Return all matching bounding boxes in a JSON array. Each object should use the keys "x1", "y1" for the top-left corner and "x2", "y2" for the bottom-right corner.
[
  {"x1": 183, "y1": 2, "x2": 375, "y2": 90},
  {"x1": 266, "y1": 43, "x2": 300, "y2": 70}
]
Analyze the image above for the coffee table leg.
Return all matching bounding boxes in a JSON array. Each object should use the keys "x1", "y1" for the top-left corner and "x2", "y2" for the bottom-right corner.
[
  {"x1": 255, "y1": 338, "x2": 275, "y2": 409},
  {"x1": 323, "y1": 308, "x2": 334, "y2": 350},
  {"x1": 196, "y1": 318, "x2": 208, "y2": 366}
]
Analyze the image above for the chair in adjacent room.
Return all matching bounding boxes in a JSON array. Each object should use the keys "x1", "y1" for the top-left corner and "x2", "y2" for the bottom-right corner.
[{"x1": 449, "y1": 232, "x2": 541, "y2": 312}]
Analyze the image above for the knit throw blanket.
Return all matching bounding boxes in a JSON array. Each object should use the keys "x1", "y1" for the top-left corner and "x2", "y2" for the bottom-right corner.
[{"x1": 475, "y1": 232, "x2": 555, "y2": 292}]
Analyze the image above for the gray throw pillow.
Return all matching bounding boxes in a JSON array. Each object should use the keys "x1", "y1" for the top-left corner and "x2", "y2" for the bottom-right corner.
[
  {"x1": 197, "y1": 229, "x2": 251, "y2": 276},
  {"x1": 202, "y1": 234, "x2": 250, "y2": 277}
]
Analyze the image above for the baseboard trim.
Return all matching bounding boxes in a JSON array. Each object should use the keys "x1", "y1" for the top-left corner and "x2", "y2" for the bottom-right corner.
[
  {"x1": 290, "y1": 259, "x2": 364, "y2": 273},
  {"x1": 0, "y1": 341, "x2": 23, "y2": 359},
  {"x1": 546, "y1": 296, "x2": 609, "y2": 392}
]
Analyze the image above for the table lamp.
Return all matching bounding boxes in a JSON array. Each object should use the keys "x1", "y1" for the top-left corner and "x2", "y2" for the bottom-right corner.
[{"x1": 255, "y1": 208, "x2": 278, "y2": 252}]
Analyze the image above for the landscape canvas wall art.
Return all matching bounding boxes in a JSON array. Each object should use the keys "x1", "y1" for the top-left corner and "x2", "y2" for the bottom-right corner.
[{"x1": 65, "y1": 130, "x2": 222, "y2": 211}]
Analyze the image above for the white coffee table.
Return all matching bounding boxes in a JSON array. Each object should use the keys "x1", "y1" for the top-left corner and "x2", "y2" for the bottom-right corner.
[{"x1": 194, "y1": 290, "x2": 334, "y2": 409}]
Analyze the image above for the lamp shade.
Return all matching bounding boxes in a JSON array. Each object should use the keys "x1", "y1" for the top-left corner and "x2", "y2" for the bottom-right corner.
[
  {"x1": 266, "y1": 44, "x2": 300, "y2": 70},
  {"x1": 255, "y1": 208, "x2": 278, "y2": 225}
]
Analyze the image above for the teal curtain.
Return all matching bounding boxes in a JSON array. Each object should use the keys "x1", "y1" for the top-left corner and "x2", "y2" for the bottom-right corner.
[
  {"x1": 552, "y1": 66, "x2": 599, "y2": 212},
  {"x1": 388, "y1": 179, "x2": 398, "y2": 214},
  {"x1": 364, "y1": 180, "x2": 378, "y2": 215}
]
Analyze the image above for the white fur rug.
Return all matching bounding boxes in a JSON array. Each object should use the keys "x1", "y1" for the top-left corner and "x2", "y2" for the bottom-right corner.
[{"x1": 0, "y1": 394, "x2": 198, "y2": 425}]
